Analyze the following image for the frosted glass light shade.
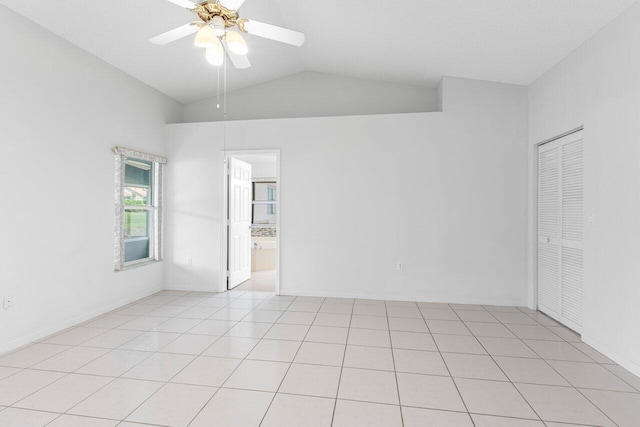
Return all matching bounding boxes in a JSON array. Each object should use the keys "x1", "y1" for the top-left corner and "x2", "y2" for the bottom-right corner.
[
  {"x1": 212, "y1": 16, "x2": 226, "y2": 36},
  {"x1": 226, "y1": 30, "x2": 248, "y2": 55},
  {"x1": 206, "y1": 38, "x2": 224, "y2": 66},
  {"x1": 194, "y1": 25, "x2": 217, "y2": 48}
]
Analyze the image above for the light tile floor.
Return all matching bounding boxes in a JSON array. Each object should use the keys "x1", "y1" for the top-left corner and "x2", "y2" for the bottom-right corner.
[
  {"x1": 0, "y1": 291, "x2": 639, "y2": 426},
  {"x1": 235, "y1": 270, "x2": 276, "y2": 293}
]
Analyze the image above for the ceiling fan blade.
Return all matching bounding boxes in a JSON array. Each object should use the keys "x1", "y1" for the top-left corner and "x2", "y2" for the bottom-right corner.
[
  {"x1": 222, "y1": 0, "x2": 247, "y2": 11},
  {"x1": 222, "y1": 40, "x2": 251, "y2": 69},
  {"x1": 165, "y1": 0, "x2": 197, "y2": 9},
  {"x1": 149, "y1": 23, "x2": 198, "y2": 45},
  {"x1": 243, "y1": 20, "x2": 305, "y2": 47}
]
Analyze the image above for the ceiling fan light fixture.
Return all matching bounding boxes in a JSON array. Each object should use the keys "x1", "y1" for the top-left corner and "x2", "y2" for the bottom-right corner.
[
  {"x1": 150, "y1": 0, "x2": 306, "y2": 70},
  {"x1": 212, "y1": 15, "x2": 226, "y2": 36},
  {"x1": 225, "y1": 30, "x2": 248, "y2": 55},
  {"x1": 194, "y1": 24, "x2": 218, "y2": 48},
  {"x1": 205, "y1": 38, "x2": 225, "y2": 66}
]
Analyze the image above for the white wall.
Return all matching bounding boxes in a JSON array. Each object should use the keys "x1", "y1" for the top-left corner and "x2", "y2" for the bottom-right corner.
[
  {"x1": 528, "y1": 2, "x2": 640, "y2": 376},
  {"x1": 165, "y1": 77, "x2": 529, "y2": 305},
  {"x1": 0, "y1": 6, "x2": 183, "y2": 354},
  {"x1": 182, "y1": 71, "x2": 438, "y2": 123},
  {"x1": 241, "y1": 157, "x2": 277, "y2": 178}
]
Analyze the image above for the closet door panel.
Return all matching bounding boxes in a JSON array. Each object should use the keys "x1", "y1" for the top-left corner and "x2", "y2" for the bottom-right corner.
[
  {"x1": 537, "y1": 132, "x2": 584, "y2": 333},
  {"x1": 538, "y1": 144, "x2": 561, "y2": 319}
]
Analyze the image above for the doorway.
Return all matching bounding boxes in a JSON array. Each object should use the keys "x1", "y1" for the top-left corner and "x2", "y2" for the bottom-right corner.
[
  {"x1": 220, "y1": 150, "x2": 280, "y2": 294},
  {"x1": 537, "y1": 130, "x2": 584, "y2": 333}
]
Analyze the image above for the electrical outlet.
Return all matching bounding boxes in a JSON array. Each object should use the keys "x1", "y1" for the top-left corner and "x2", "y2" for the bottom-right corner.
[
  {"x1": 396, "y1": 262, "x2": 405, "y2": 271},
  {"x1": 3, "y1": 295, "x2": 14, "y2": 310},
  {"x1": 187, "y1": 258, "x2": 193, "y2": 267}
]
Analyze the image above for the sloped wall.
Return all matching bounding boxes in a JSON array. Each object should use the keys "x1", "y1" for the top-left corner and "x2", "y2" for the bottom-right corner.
[{"x1": 182, "y1": 71, "x2": 438, "y2": 122}]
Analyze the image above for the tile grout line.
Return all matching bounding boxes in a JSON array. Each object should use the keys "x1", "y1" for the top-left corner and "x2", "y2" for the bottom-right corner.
[
  {"x1": 54, "y1": 291, "x2": 245, "y2": 426},
  {"x1": 492, "y1": 308, "x2": 629, "y2": 426},
  {"x1": 183, "y1": 294, "x2": 292, "y2": 426},
  {"x1": 421, "y1": 303, "x2": 477, "y2": 427},
  {"x1": 37, "y1": 292, "x2": 213, "y2": 426},
  {"x1": 7, "y1": 398, "x2": 611, "y2": 427},
  {"x1": 2, "y1": 338, "x2": 625, "y2": 369},
  {"x1": 492, "y1": 306, "x2": 621, "y2": 426},
  {"x1": 0, "y1": 310, "x2": 617, "y2": 358},
  {"x1": 119, "y1": 289, "x2": 279, "y2": 425},
  {"x1": 451, "y1": 305, "x2": 545, "y2": 424},
  {"x1": 120, "y1": 310, "x2": 243, "y2": 424},
  {"x1": 256, "y1": 295, "x2": 328, "y2": 427},
  {"x1": 517, "y1": 337, "x2": 621, "y2": 427},
  {"x1": 384, "y1": 300, "x2": 405, "y2": 427},
  {"x1": 179, "y1": 291, "x2": 290, "y2": 426},
  {"x1": 490, "y1": 307, "x2": 623, "y2": 426},
  {"x1": 25, "y1": 291, "x2": 245, "y2": 426},
  {"x1": 2, "y1": 306, "x2": 635, "y2": 370},
  {"x1": 11, "y1": 291, "x2": 189, "y2": 426},
  {"x1": 602, "y1": 365, "x2": 640, "y2": 393},
  {"x1": 329, "y1": 299, "x2": 354, "y2": 427},
  {"x1": 15, "y1": 360, "x2": 639, "y2": 397}
]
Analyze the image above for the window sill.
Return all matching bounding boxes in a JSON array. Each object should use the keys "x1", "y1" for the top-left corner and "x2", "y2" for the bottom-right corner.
[{"x1": 117, "y1": 259, "x2": 162, "y2": 272}]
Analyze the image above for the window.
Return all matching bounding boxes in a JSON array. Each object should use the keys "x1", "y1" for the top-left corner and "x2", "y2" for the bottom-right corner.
[
  {"x1": 267, "y1": 186, "x2": 276, "y2": 215},
  {"x1": 252, "y1": 180, "x2": 277, "y2": 226},
  {"x1": 113, "y1": 147, "x2": 166, "y2": 270}
]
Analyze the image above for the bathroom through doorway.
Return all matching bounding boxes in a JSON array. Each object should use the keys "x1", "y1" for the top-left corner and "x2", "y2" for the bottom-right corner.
[{"x1": 221, "y1": 150, "x2": 279, "y2": 294}]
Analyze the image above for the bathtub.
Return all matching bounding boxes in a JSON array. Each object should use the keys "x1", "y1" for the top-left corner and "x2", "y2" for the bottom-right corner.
[{"x1": 252, "y1": 237, "x2": 276, "y2": 271}]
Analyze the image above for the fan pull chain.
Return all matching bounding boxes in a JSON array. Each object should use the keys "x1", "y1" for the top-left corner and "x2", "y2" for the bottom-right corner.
[
  {"x1": 223, "y1": 53, "x2": 227, "y2": 156},
  {"x1": 216, "y1": 64, "x2": 221, "y2": 109},
  {"x1": 224, "y1": 54, "x2": 227, "y2": 118}
]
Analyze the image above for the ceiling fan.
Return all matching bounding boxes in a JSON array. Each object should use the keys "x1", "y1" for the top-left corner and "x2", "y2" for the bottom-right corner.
[{"x1": 149, "y1": 0, "x2": 305, "y2": 69}]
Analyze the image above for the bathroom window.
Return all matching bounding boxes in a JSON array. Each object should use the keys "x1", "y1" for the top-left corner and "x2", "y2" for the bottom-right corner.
[
  {"x1": 267, "y1": 186, "x2": 276, "y2": 214},
  {"x1": 252, "y1": 180, "x2": 277, "y2": 226},
  {"x1": 113, "y1": 147, "x2": 166, "y2": 270}
]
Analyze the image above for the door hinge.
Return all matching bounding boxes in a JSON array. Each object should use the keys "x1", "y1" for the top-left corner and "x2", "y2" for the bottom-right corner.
[{"x1": 226, "y1": 271, "x2": 230, "y2": 277}]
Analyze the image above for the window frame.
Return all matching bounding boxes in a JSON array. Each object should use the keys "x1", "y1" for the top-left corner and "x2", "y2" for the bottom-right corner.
[
  {"x1": 251, "y1": 179, "x2": 277, "y2": 228},
  {"x1": 113, "y1": 147, "x2": 167, "y2": 271}
]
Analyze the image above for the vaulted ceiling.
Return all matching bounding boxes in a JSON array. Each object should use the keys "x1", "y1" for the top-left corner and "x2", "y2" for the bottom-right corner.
[{"x1": 2, "y1": 0, "x2": 637, "y2": 103}]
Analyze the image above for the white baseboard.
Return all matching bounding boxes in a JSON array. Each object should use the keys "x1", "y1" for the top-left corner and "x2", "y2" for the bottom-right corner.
[
  {"x1": 164, "y1": 282, "x2": 528, "y2": 307},
  {"x1": 582, "y1": 334, "x2": 640, "y2": 379},
  {"x1": 165, "y1": 285, "x2": 526, "y2": 307},
  {"x1": 0, "y1": 286, "x2": 163, "y2": 357},
  {"x1": 166, "y1": 283, "x2": 527, "y2": 307},
  {"x1": 164, "y1": 283, "x2": 220, "y2": 292},
  {"x1": 279, "y1": 288, "x2": 527, "y2": 307}
]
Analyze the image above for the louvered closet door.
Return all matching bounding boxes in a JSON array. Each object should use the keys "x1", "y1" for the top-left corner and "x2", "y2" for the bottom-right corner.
[{"x1": 538, "y1": 131, "x2": 584, "y2": 333}]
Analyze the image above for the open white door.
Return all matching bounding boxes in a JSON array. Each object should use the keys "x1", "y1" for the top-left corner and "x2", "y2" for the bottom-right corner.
[{"x1": 228, "y1": 158, "x2": 252, "y2": 289}]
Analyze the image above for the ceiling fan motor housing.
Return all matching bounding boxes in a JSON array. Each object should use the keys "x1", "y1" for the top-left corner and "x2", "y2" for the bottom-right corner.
[{"x1": 194, "y1": 1, "x2": 246, "y2": 31}]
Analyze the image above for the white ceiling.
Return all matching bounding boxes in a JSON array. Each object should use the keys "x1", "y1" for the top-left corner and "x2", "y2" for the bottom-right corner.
[{"x1": 2, "y1": 0, "x2": 637, "y2": 104}]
